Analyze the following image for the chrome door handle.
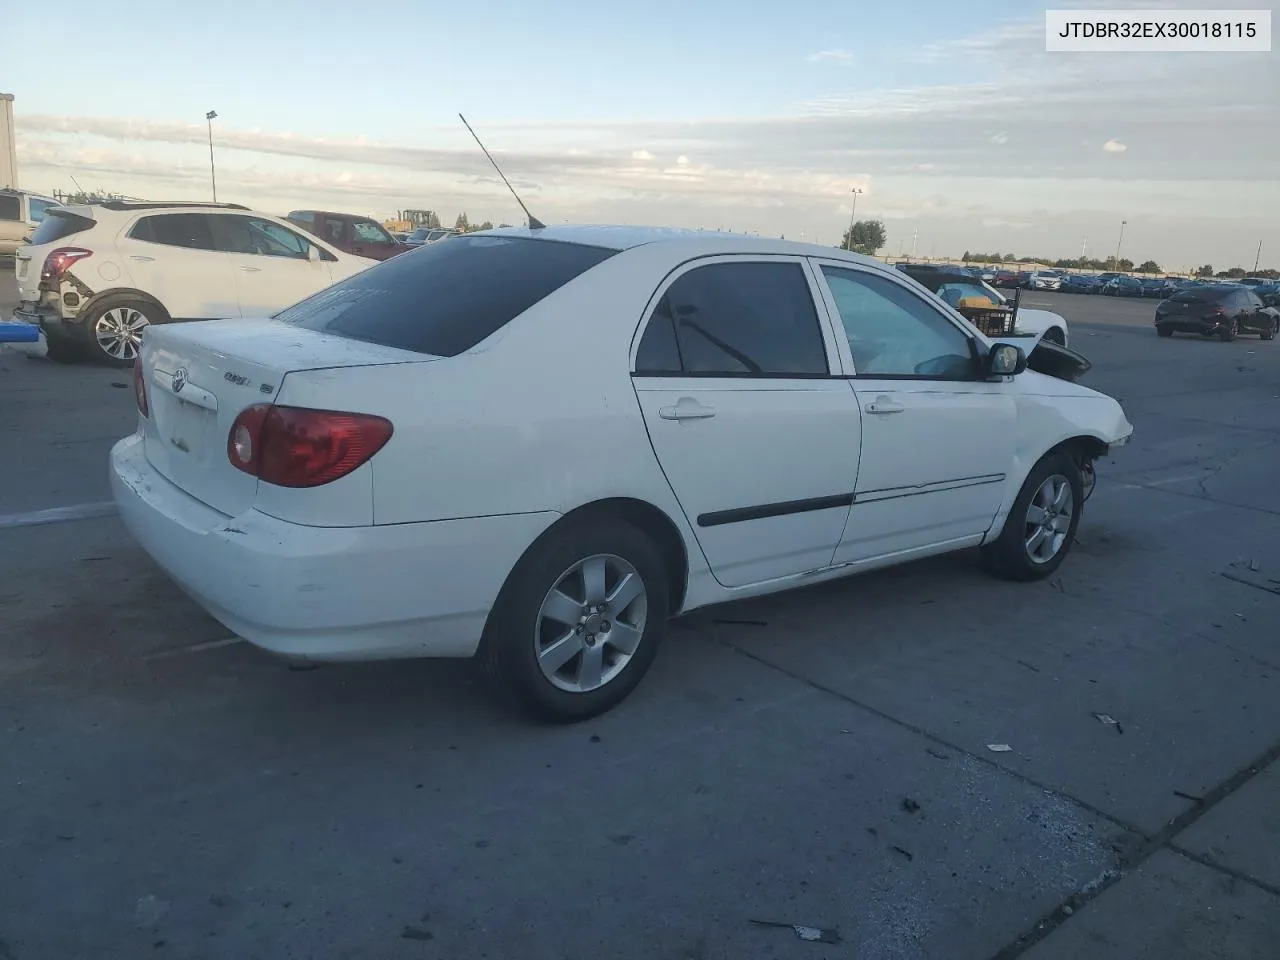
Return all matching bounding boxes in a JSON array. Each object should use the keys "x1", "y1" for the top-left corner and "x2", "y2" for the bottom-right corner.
[
  {"x1": 659, "y1": 399, "x2": 716, "y2": 421},
  {"x1": 129, "y1": 255, "x2": 155, "y2": 262},
  {"x1": 865, "y1": 396, "x2": 905, "y2": 415},
  {"x1": 239, "y1": 266, "x2": 262, "y2": 273}
]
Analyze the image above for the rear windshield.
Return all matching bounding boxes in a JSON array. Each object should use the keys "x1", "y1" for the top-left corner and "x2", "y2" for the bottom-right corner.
[
  {"x1": 29, "y1": 211, "x2": 96, "y2": 245},
  {"x1": 276, "y1": 234, "x2": 618, "y2": 357},
  {"x1": 1170, "y1": 288, "x2": 1225, "y2": 303},
  {"x1": 0, "y1": 194, "x2": 19, "y2": 221}
]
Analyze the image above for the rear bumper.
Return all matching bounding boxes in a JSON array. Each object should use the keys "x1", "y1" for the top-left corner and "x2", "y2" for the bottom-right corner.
[
  {"x1": 110, "y1": 433, "x2": 559, "y2": 662},
  {"x1": 1155, "y1": 316, "x2": 1221, "y2": 333}
]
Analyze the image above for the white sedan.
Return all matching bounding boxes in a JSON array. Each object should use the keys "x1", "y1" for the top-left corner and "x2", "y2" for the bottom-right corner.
[{"x1": 110, "y1": 227, "x2": 1133, "y2": 720}]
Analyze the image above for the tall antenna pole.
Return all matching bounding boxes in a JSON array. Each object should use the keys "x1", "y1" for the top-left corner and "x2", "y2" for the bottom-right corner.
[{"x1": 206, "y1": 110, "x2": 218, "y2": 202}]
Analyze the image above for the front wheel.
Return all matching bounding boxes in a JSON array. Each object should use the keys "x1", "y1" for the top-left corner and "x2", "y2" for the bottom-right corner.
[
  {"x1": 480, "y1": 513, "x2": 670, "y2": 722},
  {"x1": 1156, "y1": 325, "x2": 1173, "y2": 338},
  {"x1": 1260, "y1": 318, "x2": 1277, "y2": 341},
  {"x1": 1218, "y1": 317, "x2": 1239, "y2": 342},
  {"x1": 981, "y1": 451, "x2": 1084, "y2": 582}
]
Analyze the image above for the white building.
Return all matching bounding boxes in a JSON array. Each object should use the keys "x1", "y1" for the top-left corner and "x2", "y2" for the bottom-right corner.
[{"x1": 0, "y1": 93, "x2": 17, "y2": 189}]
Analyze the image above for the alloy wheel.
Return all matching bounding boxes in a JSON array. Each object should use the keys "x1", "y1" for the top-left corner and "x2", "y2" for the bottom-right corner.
[
  {"x1": 533, "y1": 554, "x2": 648, "y2": 693},
  {"x1": 94, "y1": 306, "x2": 150, "y2": 361},
  {"x1": 1024, "y1": 474, "x2": 1074, "y2": 564}
]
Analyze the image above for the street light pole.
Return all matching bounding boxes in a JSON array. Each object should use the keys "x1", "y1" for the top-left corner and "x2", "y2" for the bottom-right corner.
[
  {"x1": 845, "y1": 187, "x2": 862, "y2": 251},
  {"x1": 1254, "y1": 239, "x2": 1262, "y2": 273},
  {"x1": 205, "y1": 110, "x2": 218, "y2": 202},
  {"x1": 1113, "y1": 219, "x2": 1127, "y2": 270}
]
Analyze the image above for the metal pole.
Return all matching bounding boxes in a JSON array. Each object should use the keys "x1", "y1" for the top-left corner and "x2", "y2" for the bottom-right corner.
[
  {"x1": 1254, "y1": 239, "x2": 1262, "y2": 273},
  {"x1": 845, "y1": 187, "x2": 861, "y2": 251},
  {"x1": 1113, "y1": 219, "x2": 1126, "y2": 270},
  {"x1": 206, "y1": 110, "x2": 218, "y2": 202}
]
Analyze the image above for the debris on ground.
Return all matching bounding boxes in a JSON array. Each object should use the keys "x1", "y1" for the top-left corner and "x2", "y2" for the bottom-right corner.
[
  {"x1": 890, "y1": 845, "x2": 914, "y2": 861},
  {"x1": 1173, "y1": 789, "x2": 1205, "y2": 805},
  {"x1": 901, "y1": 797, "x2": 921, "y2": 814},
  {"x1": 400, "y1": 926, "x2": 434, "y2": 941},
  {"x1": 987, "y1": 743, "x2": 1013, "y2": 753},
  {"x1": 926, "y1": 748, "x2": 950, "y2": 761},
  {"x1": 1092, "y1": 713, "x2": 1124, "y2": 734},
  {"x1": 1016, "y1": 659, "x2": 1041, "y2": 673},
  {"x1": 749, "y1": 919, "x2": 842, "y2": 944}
]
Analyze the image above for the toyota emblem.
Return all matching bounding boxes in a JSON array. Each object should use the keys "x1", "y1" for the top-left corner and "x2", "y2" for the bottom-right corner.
[{"x1": 172, "y1": 368, "x2": 188, "y2": 393}]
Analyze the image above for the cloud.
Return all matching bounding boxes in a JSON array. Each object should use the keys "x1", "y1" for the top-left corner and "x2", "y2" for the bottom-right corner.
[
  {"x1": 630, "y1": 149, "x2": 654, "y2": 161},
  {"x1": 806, "y1": 49, "x2": 852, "y2": 63},
  {"x1": 991, "y1": 132, "x2": 1009, "y2": 145},
  {"x1": 1102, "y1": 139, "x2": 1127, "y2": 153}
]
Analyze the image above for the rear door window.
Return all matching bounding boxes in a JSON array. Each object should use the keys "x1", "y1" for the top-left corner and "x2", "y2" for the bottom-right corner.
[
  {"x1": 0, "y1": 194, "x2": 19, "y2": 221},
  {"x1": 131, "y1": 213, "x2": 215, "y2": 250},
  {"x1": 634, "y1": 261, "x2": 829, "y2": 376},
  {"x1": 320, "y1": 217, "x2": 348, "y2": 246},
  {"x1": 277, "y1": 234, "x2": 618, "y2": 357}
]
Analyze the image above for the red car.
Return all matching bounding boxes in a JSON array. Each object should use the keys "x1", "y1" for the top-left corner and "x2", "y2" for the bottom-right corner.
[{"x1": 285, "y1": 209, "x2": 410, "y2": 261}]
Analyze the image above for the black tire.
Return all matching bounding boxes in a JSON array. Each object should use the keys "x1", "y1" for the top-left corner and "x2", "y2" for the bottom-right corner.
[
  {"x1": 981, "y1": 450, "x2": 1084, "y2": 582},
  {"x1": 1218, "y1": 317, "x2": 1239, "y2": 342},
  {"x1": 43, "y1": 331, "x2": 85, "y2": 363},
  {"x1": 1260, "y1": 318, "x2": 1277, "y2": 341},
  {"x1": 1156, "y1": 325, "x2": 1173, "y2": 338},
  {"x1": 480, "y1": 512, "x2": 670, "y2": 722},
  {"x1": 78, "y1": 294, "x2": 167, "y2": 367}
]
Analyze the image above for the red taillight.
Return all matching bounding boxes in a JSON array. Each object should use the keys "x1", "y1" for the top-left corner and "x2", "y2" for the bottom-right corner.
[
  {"x1": 40, "y1": 247, "x2": 93, "y2": 283},
  {"x1": 227, "y1": 404, "x2": 393, "y2": 488},
  {"x1": 133, "y1": 360, "x2": 149, "y2": 417}
]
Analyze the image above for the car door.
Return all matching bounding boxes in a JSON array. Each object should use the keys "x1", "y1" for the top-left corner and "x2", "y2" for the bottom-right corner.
[
  {"x1": 118, "y1": 213, "x2": 240, "y2": 320},
  {"x1": 208, "y1": 214, "x2": 336, "y2": 316},
  {"x1": 810, "y1": 261, "x2": 1017, "y2": 563},
  {"x1": 630, "y1": 257, "x2": 861, "y2": 588}
]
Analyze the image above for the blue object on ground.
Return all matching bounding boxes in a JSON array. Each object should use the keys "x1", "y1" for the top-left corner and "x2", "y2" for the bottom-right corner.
[{"x1": 0, "y1": 322, "x2": 41, "y2": 343}]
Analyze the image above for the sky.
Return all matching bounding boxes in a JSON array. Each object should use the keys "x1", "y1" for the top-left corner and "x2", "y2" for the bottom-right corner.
[{"x1": 7, "y1": 0, "x2": 1279, "y2": 270}]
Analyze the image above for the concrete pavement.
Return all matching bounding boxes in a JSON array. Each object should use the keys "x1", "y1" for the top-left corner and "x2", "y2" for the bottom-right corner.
[{"x1": 2, "y1": 276, "x2": 1278, "y2": 959}]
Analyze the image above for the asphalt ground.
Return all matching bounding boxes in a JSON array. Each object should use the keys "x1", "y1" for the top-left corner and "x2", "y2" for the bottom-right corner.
[{"x1": 2, "y1": 268, "x2": 1279, "y2": 960}]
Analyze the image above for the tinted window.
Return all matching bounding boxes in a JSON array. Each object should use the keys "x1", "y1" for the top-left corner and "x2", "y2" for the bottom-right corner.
[
  {"x1": 28, "y1": 198, "x2": 56, "y2": 223},
  {"x1": 637, "y1": 261, "x2": 828, "y2": 376},
  {"x1": 934, "y1": 280, "x2": 1000, "y2": 309},
  {"x1": 353, "y1": 220, "x2": 392, "y2": 243},
  {"x1": 1170, "y1": 289, "x2": 1223, "y2": 304},
  {"x1": 131, "y1": 213, "x2": 214, "y2": 250},
  {"x1": 0, "y1": 194, "x2": 19, "y2": 220},
  {"x1": 320, "y1": 217, "x2": 347, "y2": 245},
  {"x1": 30, "y1": 211, "x2": 96, "y2": 245},
  {"x1": 821, "y1": 266, "x2": 975, "y2": 379},
  {"x1": 288, "y1": 210, "x2": 316, "y2": 225},
  {"x1": 277, "y1": 235, "x2": 617, "y2": 357},
  {"x1": 210, "y1": 215, "x2": 309, "y2": 258}
]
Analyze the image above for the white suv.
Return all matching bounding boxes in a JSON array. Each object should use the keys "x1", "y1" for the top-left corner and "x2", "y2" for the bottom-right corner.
[{"x1": 13, "y1": 201, "x2": 376, "y2": 366}]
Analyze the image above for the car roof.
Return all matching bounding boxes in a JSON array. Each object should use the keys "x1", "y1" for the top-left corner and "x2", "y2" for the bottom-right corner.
[
  {"x1": 291, "y1": 209, "x2": 380, "y2": 220},
  {"x1": 481, "y1": 224, "x2": 889, "y2": 269}
]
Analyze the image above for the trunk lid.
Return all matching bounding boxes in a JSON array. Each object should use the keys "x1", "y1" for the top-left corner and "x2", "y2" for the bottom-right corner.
[{"x1": 139, "y1": 317, "x2": 435, "y2": 517}]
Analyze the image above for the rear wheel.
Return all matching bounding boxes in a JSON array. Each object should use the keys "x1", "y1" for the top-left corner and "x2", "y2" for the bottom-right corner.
[
  {"x1": 480, "y1": 513, "x2": 670, "y2": 722},
  {"x1": 1156, "y1": 325, "x2": 1173, "y2": 338},
  {"x1": 1260, "y1": 318, "x2": 1277, "y2": 341},
  {"x1": 1218, "y1": 317, "x2": 1239, "y2": 342},
  {"x1": 981, "y1": 450, "x2": 1084, "y2": 582},
  {"x1": 79, "y1": 295, "x2": 165, "y2": 367}
]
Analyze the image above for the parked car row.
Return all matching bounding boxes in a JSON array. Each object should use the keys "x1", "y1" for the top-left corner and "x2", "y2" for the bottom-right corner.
[{"x1": 1154, "y1": 283, "x2": 1280, "y2": 341}]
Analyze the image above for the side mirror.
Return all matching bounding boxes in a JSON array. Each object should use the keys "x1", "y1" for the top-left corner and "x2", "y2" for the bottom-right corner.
[
  {"x1": 986, "y1": 342, "x2": 1027, "y2": 378},
  {"x1": 307, "y1": 244, "x2": 322, "y2": 262}
]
